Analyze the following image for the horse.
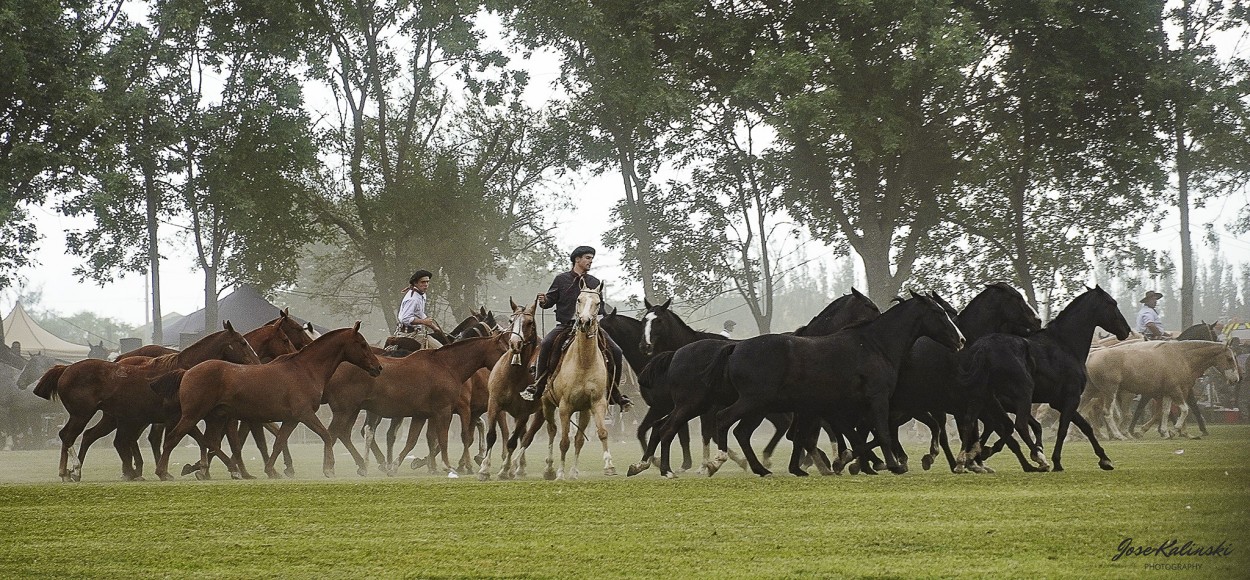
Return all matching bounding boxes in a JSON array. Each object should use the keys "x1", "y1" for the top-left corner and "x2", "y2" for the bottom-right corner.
[
  {"x1": 707, "y1": 292, "x2": 964, "y2": 477},
  {"x1": 87, "y1": 341, "x2": 111, "y2": 360},
  {"x1": 91, "y1": 319, "x2": 300, "y2": 481},
  {"x1": 264, "y1": 308, "x2": 318, "y2": 350},
  {"x1": 0, "y1": 353, "x2": 62, "y2": 449},
  {"x1": 324, "y1": 333, "x2": 509, "y2": 478},
  {"x1": 889, "y1": 283, "x2": 1043, "y2": 473},
  {"x1": 152, "y1": 323, "x2": 382, "y2": 480},
  {"x1": 628, "y1": 288, "x2": 881, "y2": 478},
  {"x1": 1085, "y1": 341, "x2": 1239, "y2": 440},
  {"x1": 477, "y1": 298, "x2": 543, "y2": 480},
  {"x1": 32, "y1": 322, "x2": 261, "y2": 481},
  {"x1": 539, "y1": 279, "x2": 615, "y2": 480},
  {"x1": 957, "y1": 285, "x2": 1131, "y2": 473},
  {"x1": 1118, "y1": 322, "x2": 1220, "y2": 437}
]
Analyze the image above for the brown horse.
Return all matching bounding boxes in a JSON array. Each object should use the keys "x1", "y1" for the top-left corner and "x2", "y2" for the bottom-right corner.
[
  {"x1": 264, "y1": 308, "x2": 317, "y2": 350},
  {"x1": 477, "y1": 298, "x2": 542, "y2": 480},
  {"x1": 324, "y1": 333, "x2": 508, "y2": 478},
  {"x1": 1085, "y1": 341, "x2": 1240, "y2": 439},
  {"x1": 32, "y1": 322, "x2": 260, "y2": 481},
  {"x1": 542, "y1": 280, "x2": 614, "y2": 480},
  {"x1": 153, "y1": 323, "x2": 382, "y2": 480}
]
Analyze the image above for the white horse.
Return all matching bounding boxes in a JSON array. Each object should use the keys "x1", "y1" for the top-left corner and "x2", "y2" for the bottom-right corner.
[{"x1": 541, "y1": 279, "x2": 615, "y2": 480}]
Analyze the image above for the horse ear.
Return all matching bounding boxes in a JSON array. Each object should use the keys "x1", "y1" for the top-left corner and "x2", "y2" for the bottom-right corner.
[
  {"x1": 644, "y1": 297, "x2": 653, "y2": 309},
  {"x1": 610, "y1": 307, "x2": 618, "y2": 316},
  {"x1": 660, "y1": 297, "x2": 672, "y2": 311},
  {"x1": 282, "y1": 307, "x2": 290, "y2": 317},
  {"x1": 909, "y1": 290, "x2": 921, "y2": 299},
  {"x1": 353, "y1": 321, "x2": 362, "y2": 332},
  {"x1": 224, "y1": 320, "x2": 235, "y2": 332},
  {"x1": 510, "y1": 297, "x2": 519, "y2": 311}
]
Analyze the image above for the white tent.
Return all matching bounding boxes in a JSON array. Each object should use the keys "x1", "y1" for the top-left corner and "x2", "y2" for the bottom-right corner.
[{"x1": 2, "y1": 302, "x2": 91, "y2": 362}]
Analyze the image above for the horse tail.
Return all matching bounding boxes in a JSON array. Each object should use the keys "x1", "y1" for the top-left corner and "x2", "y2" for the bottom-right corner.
[
  {"x1": 638, "y1": 351, "x2": 675, "y2": 395},
  {"x1": 32, "y1": 365, "x2": 66, "y2": 401},
  {"x1": 150, "y1": 369, "x2": 187, "y2": 399},
  {"x1": 701, "y1": 342, "x2": 738, "y2": 389}
]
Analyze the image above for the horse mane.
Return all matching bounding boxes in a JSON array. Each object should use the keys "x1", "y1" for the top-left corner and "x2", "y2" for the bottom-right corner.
[{"x1": 1046, "y1": 287, "x2": 1103, "y2": 328}]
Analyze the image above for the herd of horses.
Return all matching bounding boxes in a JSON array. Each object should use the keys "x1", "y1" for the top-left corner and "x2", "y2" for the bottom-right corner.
[{"x1": 17, "y1": 283, "x2": 1243, "y2": 483}]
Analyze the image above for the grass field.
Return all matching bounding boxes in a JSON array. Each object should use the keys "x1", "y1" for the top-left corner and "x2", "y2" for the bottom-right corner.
[{"x1": 1, "y1": 422, "x2": 1247, "y2": 578}]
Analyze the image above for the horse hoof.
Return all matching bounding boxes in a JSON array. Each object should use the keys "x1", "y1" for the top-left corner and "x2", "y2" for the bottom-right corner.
[
  {"x1": 626, "y1": 463, "x2": 647, "y2": 477},
  {"x1": 447, "y1": 470, "x2": 459, "y2": 479},
  {"x1": 194, "y1": 470, "x2": 209, "y2": 481},
  {"x1": 229, "y1": 471, "x2": 243, "y2": 480},
  {"x1": 543, "y1": 469, "x2": 556, "y2": 481},
  {"x1": 982, "y1": 466, "x2": 996, "y2": 474},
  {"x1": 663, "y1": 471, "x2": 677, "y2": 479},
  {"x1": 680, "y1": 460, "x2": 693, "y2": 471},
  {"x1": 1200, "y1": 430, "x2": 1210, "y2": 437},
  {"x1": 474, "y1": 454, "x2": 486, "y2": 465},
  {"x1": 180, "y1": 463, "x2": 199, "y2": 477},
  {"x1": 889, "y1": 464, "x2": 908, "y2": 475},
  {"x1": 324, "y1": 469, "x2": 336, "y2": 478},
  {"x1": 703, "y1": 462, "x2": 721, "y2": 477},
  {"x1": 478, "y1": 472, "x2": 491, "y2": 482},
  {"x1": 132, "y1": 476, "x2": 146, "y2": 482},
  {"x1": 411, "y1": 457, "x2": 428, "y2": 469},
  {"x1": 953, "y1": 465, "x2": 966, "y2": 474},
  {"x1": 1099, "y1": 459, "x2": 1115, "y2": 471},
  {"x1": 1053, "y1": 465, "x2": 1065, "y2": 472},
  {"x1": 604, "y1": 467, "x2": 617, "y2": 476},
  {"x1": 790, "y1": 469, "x2": 808, "y2": 477},
  {"x1": 357, "y1": 466, "x2": 368, "y2": 477},
  {"x1": 753, "y1": 468, "x2": 772, "y2": 477},
  {"x1": 848, "y1": 463, "x2": 860, "y2": 475},
  {"x1": 284, "y1": 467, "x2": 296, "y2": 477},
  {"x1": 921, "y1": 455, "x2": 934, "y2": 471},
  {"x1": 241, "y1": 473, "x2": 257, "y2": 480}
]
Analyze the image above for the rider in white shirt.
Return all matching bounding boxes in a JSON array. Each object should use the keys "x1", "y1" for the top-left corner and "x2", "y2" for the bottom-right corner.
[{"x1": 1135, "y1": 290, "x2": 1170, "y2": 340}]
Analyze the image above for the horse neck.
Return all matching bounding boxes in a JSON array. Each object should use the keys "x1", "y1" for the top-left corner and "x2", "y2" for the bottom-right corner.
[
  {"x1": 862, "y1": 303, "x2": 928, "y2": 366},
  {"x1": 1186, "y1": 343, "x2": 1229, "y2": 373},
  {"x1": 173, "y1": 336, "x2": 230, "y2": 368},
  {"x1": 604, "y1": 319, "x2": 647, "y2": 369},
  {"x1": 431, "y1": 336, "x2": 505, "y2": 383},
  {"x1": 1042, "y1": 301, "x2": 1105, "y2": 358},
  {"x1": 292, "y1": 332, "x2": 361, "y2": 383},
  {"x1": 568, "y1": 323, "x2": 604, "y2": 368}
]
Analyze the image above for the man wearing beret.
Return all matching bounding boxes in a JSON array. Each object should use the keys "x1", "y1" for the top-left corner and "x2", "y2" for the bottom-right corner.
[
  {"x1": 520, "y1": 245, "x2": 631, "y2": 409},
  {"x1": 1137, "y1": 290, "x2": 1170, "y2": 340}
]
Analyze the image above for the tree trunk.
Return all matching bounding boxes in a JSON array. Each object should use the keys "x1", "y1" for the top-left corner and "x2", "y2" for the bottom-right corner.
[
  {"x1": 617, "y1": 146, "x2": 657, "y2": 302},
  {"x1": 1176, "y1": 118, "x2": 1194, "y2": 329},
  {"x1": 856, "y1": 234, "x2": 899, "y2": 306},
  {"x1": 203, "y1": 265, "x2": 218, "y2": 337},
  {"x1": 143, "y1": 114, "x2": 163, "y2": 345}
]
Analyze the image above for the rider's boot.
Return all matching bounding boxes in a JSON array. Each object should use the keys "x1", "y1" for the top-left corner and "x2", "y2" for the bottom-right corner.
[
  {"x1": 520, "y1": 372, "x2": 548, "y2": 401},
  {"x1": 609, "y1": 386, "x2": 634, "y2": 412}
]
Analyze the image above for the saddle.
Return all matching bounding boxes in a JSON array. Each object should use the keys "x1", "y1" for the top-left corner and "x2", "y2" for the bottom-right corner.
[{"x1": 542, "y1": 326, "x2": 620, "y2": 390}]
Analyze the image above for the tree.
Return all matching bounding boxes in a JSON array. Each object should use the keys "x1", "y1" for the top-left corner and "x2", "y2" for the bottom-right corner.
[
  {"x1": 0, "y1": 0, "x2": 124, "y2": 287},
  {"x1": 1158, "y1": 0, "x2": 1250, "y2": 328},
  {"x1": 301, "y1": 1, "x2": 560, "y2": 328},
  {"x1": 492, "y1": 0, "x2": 697, "y2": 303}
]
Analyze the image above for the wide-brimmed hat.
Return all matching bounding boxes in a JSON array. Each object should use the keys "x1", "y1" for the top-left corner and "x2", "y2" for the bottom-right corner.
[
  {"x1": 1140, "y1": 290, "x2": 1163, "y2": 303},
  {"x1": 724, "y1": 319, "x2": 737, "y2": 330}
]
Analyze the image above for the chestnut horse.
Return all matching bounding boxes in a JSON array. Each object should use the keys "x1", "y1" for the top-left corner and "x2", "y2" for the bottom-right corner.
[
  {"x1": 32, "y1": 323, "x2": 260, "y2": 481},
  {"x1": 542, "y1": 280, "x2": 614, "y2": 480},
  {"x1": 324, "y1": 333, "x2": 508, "y2": 478},
  {"x1": 478, "y1": 298, "x2": 542, "y2": 480},
  {"x1": 152, "y1": 323, "x2": 381, "y2": 480}
]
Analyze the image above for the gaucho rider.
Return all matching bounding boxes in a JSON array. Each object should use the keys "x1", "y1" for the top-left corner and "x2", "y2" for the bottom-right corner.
[{"x1": 520, "y1": 246, "x2": 632, "y2": 410}]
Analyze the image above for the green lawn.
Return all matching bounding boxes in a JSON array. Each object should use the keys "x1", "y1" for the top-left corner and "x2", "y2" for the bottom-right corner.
[{"x1": 1, "y1": 424, "x2": 1247, "y2": 578}]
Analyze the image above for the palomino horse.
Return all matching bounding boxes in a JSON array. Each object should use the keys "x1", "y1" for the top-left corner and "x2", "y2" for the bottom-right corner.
[
  {"x1": 541, "y1": 280, "x2": 615, "y2": 480},
  {"x1": 32, "y1": 322, "x2": 260, "y2": 481},
  {"x1": 1085, "y1": 341, "x2": 1240, "y2": 440},
  {"x1": 152, "y1": 323, "x2": 382, "y2": 480},
  {"x1": 478, "y1": 298, "x2": 542, "y2": 480},
  {"x1": 324, "y1": 333, "x2": 508, "y2": 478}
]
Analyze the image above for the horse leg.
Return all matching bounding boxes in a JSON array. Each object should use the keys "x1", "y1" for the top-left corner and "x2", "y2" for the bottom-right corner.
[
  {"x1": 556, "y1": 403, "x2": 575, "y2": 481},
  {"x1": 156, "y1": 415, "x2": 205, "y2": 481},
  {"x1": 1103, "y1": 392, "x2": 1129, "y2": 441},
  {"x1": 474, "y1": 415, "x2": 488, "y2": 465},
  {"x1": 385, "y1": 418, "x2": 404, "y2": 472},
  {"x1": 593, "y1": 402, "x2": 615, "y2": 477},
  {"x1": 76, "y1": 414, "x2": 118, "y2": 480},
  {"x1": 263, "y1": 421, "x2": 300, "y2": 478},
  {"x1": 297, "y1": 413, "x2": 337, "y2": 478},
  {"x1": 1127, "y1": 396, "x2": 1150, "y2": 438},
  {"x1": 393, "y1": 417, "x2": 425, "y2": 475},
  {"x1": 1069, "y1": 410, "x2": 1115, "y2": 470},
  {"x1": 1186, "y1": 390, "x2": 1208, "y2": 437},
  {"x1": 954, "y1": 398, "x2": 986, "y2": 474},
  {"x1": 634, "y1": 404, "x2": 665, "y2": 462},
  {"x1": 516, "y1": 411, "x2": 546, "y2": 479},
  {"x1": 762, "y1": 414, "x2": 790, "y2": 470},
  {"x1": 570, "y1": 409, "x2": 590, "y2": 480},
  {"x1": 111, "y1": 422, "x2": 147, "y2": 481},
  {"x1": 55, "y1": 413, "x2": 97, "y2": 482},
  {"x1": 1173, "y1": 396, "x2": 1192, "y2": 439},
  {"x1": 1157, "y1": 397, "x2": 1174, "y2": 438},
  {"x1": 787, "y1": 415, "x2": 819, "y2": 477},
  {"x1": 478, "y1": 405, "x2": 500, "y2": 481},
  {"x1": 730, "y1": 412, "x2": 769, "y2": 477},
  {"x1": 329, "y1": 409, "x2": 368, "y2": 477},
  {"x1": 542, "y1": 401, "x2": 559, "y2": 480},
  {"x1": 456, "y1": 412, "x2": 475, "y2": 474}
]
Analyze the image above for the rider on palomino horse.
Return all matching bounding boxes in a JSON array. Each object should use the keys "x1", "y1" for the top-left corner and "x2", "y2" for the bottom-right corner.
[
  {"x1": 1136, "y1": 290, "x2": 1171, "y2": 341},
  {"x1": 520, "y1": 246, "x2": 632, "y2": 410}
]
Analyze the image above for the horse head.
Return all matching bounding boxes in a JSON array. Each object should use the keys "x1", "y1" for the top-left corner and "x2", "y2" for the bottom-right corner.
[
  {"x1": 910, "y1": 291, "x2": 965, "y2": 351},
  {"x1": 574, "y1": 278, "x2": 602, "y2": 336},
  {"x1": 266, "y1": 308, "x2": 315, "y2": 350},
  {"x1": 795, "y1": 288, "x2": 880, "y2": 337},
  {"x1": 344, "y1": 321, "x2": 383, "y2": 377},
  {"x1": 17, "y1": 353, "x2": 57, "y2": 390},
  {"x1": 1215, "y1": 345, "x2": 1241, "y2": 385},
  {"x1": 505, "y1": 297, "x2": 538, "y2": 366},
  {"x1": 87, "y1": 341, "x2": 111, "y2": 360},
  {"x1": 245, "y1": 323, "x2": 298, "y2": 362},
  {"x1": 1085, "y1": 285, "x2": 1132, "y2": 340},
  {"x1": 639, "y1": 297, "x2": 674, "y2": 356},
  {"x1": 960, "y1": 282, "x2": 1042, "y2": 340}
]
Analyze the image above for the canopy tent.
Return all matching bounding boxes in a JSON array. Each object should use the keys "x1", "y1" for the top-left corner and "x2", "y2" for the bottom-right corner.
[
  {"x1": 2, "y1": 302, "x2": 92, "y2": 362},
  {"x1": 163, "y1": 285, "x2": 326, "y2": 346}
]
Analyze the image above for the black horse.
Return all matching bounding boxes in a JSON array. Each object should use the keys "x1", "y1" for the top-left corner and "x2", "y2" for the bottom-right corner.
[
  {"x1": 628, "y1": 289, "x2": 882, "y2": 477},
  {"x1": 888, "y1": 283, "x2": 1043, "y2": 472},
  {"x1": 957, "y1": 285, "x2": 1131, "y2": 473},
  {"x1": 710, "y1": 292, "x2": 964, "y2": 477}
]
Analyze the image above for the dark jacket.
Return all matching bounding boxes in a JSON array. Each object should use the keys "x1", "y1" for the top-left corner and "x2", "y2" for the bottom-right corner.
[{"x1": 542, "y1": 271, "x2": 604, "y2": 325}]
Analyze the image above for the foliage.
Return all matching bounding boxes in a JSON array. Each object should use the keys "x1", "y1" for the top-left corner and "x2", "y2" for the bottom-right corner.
[
  {"x1": 0, "y1": 0, "x2": 122, "y2": 286},
  {"x1": 1, "y1": 427, "x2": 1248, "y2": 577}
]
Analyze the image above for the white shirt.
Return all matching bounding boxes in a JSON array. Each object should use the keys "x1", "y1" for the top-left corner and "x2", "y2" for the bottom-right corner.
[
  {"x1": 719, "y1": 330, "x2": 732, "y2": 338},
  {"x1": 397, "y1": 289, "x2": 427, "y2": 326},
  {"x1": 1136, "y1": 304, "x2": 1162, "y2": 335}
]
